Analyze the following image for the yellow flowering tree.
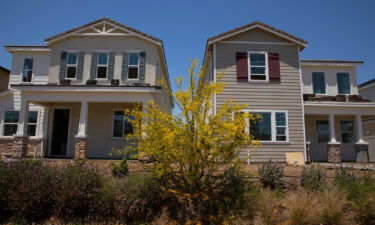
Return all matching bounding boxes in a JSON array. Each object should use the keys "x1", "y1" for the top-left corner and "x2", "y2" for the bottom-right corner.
[{"x1": 123, "y1": 59, "x2": 260, "y2": 195}]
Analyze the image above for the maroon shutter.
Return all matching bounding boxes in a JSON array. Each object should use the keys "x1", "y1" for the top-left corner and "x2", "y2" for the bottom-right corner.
[
  {"x1": 236, "y1": 52, "x2": 248, "y2": 80},
  {"x1": 268, "y1": 53, "x2": 280, "y2": 81}
]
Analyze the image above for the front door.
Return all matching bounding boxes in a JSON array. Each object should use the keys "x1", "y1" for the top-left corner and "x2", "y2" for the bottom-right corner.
[{"x1": 50, "y1": 109, "x2": 70, "y2": 156}]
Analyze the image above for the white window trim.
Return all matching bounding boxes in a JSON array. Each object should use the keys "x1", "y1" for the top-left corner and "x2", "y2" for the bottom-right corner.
[
  {"x1": 65, "y1": 51, "x2": 79, "y2": 80},
  {"x1": 336, "y1": 72, "x2": 351, "y2": 95},
  {"x1": 1, "y1": 110, "x2": 19, "y2": 138},
  {"x1": 312, "y1": 72, "x2": 327, "y2": 95},
  {"x1": 27, "y1": 110, "x2": 40, "y2": 137},
  {"x1": 339, "y1": 120, "x2": 355, "y2": 143},
  {"x1": 21, "y1": 58, "x2": 34, "y2": 83},
  {"x1": 127, "y1": 52, "x2": 140, "y2": 80},
  {"x1": 315, "y1": 120, "x2": 329, "y2": 143},
  {"x1": 241, "y1": 109, "x2": 289, "y2": 143},
  {"x1": 96, "y1": 51, "x2": 110, "y2": 80},
  {"x1": 247, "y1": 51, "x2": 269, "y2": 82},
  {"x1": 112, "y1": 109, "x2": 134, "y2": 139}
]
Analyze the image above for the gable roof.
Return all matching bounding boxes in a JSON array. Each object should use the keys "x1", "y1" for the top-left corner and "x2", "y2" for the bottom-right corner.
[
  {"x1": 45, "y1": 18, "x2": 162, "y2": 45},
  {"x1": 207, "y1": 21, "x2": 308, "y2": 48},
  {"x1": 0, "y1": 66, "x2": 10, "y2": 74},
  {"x1": 359, "y1": 78, "x2": 375, "y2": 90}
]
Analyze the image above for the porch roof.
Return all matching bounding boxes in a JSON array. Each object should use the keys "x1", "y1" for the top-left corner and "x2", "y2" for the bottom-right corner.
[{"x1": 304, "y1": 101, "x2": 375, "y2": 115}]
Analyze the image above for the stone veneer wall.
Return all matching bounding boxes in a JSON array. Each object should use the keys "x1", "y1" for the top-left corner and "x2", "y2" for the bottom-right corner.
[
  {"x1": 0, "y1": 138, "x2": 44, "y2": 158},
  {"x1": 74, "y1": 138, "x2": 88, "y2": 159},
  {"x1": 327, "y1": 144, "x2": 341, "y2": 163},
  {"x1": 26, "y1": 139, "x2": 44, "y2": 157}
]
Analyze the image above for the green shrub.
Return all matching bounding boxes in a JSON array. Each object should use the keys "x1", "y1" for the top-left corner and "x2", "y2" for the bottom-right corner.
[
  {"x1": 258, "y1": 160, "x2": 284, "y2": 189},
  {"x1": 352, "y1": 193, "x2": 375, "y2": 225},
  {"x1": 52, "y1": 163, "x2": 103, "y2": 220},
  {"x1": 335, "y1": 167, "x2": 357, "y2": 184},
  {"x1": 318, "y1": 188, "x2": 353, "y2": 225},
  {"x1": 111, "y1": 158, "x2": 129, "y2": 177},
  {"x1": 301, "y1": 165, "x2": 326, "y2": 191}
]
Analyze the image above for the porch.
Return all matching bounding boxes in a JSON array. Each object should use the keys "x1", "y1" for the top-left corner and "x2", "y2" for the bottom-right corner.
[
  {"x1": 304, "y1": 102, "x2": 375, "y2": 163},
  {"x1": 2, "y1": 85, "x2": 159, "y2": 159}
]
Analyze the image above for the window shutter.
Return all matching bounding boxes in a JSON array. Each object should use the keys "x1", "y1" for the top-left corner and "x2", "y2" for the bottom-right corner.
[
  {"x1": 268, "y1": 53, "x2": 280, "y2": 81},
  {"x1": 90, "y1": 52, "x2": 98, "y2": 80},
  {"x1": 76, "y1": 51, "x2": 84, "y2": 80},
  {"x1": 139, "y1": 52, "x2": 146, "y2": 82},
  {"x1": 236, "y1": 52, "x2": 248, "y2": 80},
  {"x1": 59, "y1": 51, "x2": 67, "y2": 80},
  {"x1": 121, "y1": 52, "x2": 128, "y2": 80},
  {"x1": 107, "y1": 52, "x2": 115, "y2": 80}
]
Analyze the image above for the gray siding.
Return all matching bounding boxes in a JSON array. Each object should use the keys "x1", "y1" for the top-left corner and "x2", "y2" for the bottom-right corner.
[{"x1": 215, "y1": 41, "x2": 305, "y2": 162}]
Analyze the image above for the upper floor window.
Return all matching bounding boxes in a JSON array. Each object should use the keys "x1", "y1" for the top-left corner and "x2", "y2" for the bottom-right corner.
[
  {"x1": 113, "y1": 111, "x2": 134, "y2": 138},
  {"x1": 248, "y1": 52, "x2": 268, "y2": 81},
  {"x1": 66, "y1": 52, "x2": 78, "y2": 79},
  {"x1": 312, "y1": 72, "x2": 325, "y2": 94},
  {"x1": 337, "y1": 73, "x2": 350, "y2": 94},
  {"x1": 128, "y1": 53, "x2": 140, "y2": 80},
  {"x1": 3, "y1": 111, "x2": 19, "y2": 136},
  {"x1": 27, "y1": 111, "x2": 38, "y2": 136},
  {"x1": 249, "y1": 111, "x2": 288, "y2": 142},
  {"x1": 97, "y1": 52, "x2": 109, "y2": 79},
  {"x1": 316, "y1": 120, "x2": 329, "y2": 143},
  {"x1": 22, "y1": 58, "x2": 33, "y2": 82},
  {"x1": 340, "y1": 120, "x2": 354, "y2": 143}
]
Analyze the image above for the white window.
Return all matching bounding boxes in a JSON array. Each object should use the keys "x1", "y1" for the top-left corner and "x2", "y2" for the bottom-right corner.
[
  {"x1": 66, "y1": 52, "x2": 78, "y2": 79},
  {"x1": 340, "y1": 120, "x2": 354, "y2": 143},
  {"x1": 97, "y1": 52, "x2": 109, "y2": 79},
  {"x1": 312, "y1": 72, "x2": 326, "y2": 94},
  {"x1": 2, "y1": 111, "x2": 19, "y2": 136},
  {"x1": 113, "y1": 111, "x2": 134, "y2": 138},
  {"x1": 128, "y1": 53, "x2": 140, "y2": 80},
  {"x1": 22, "y1": 58, "x2": 33, "y2": 82},
  {"x1": 248, "y1": 52, "x2": 268, "y2": 81},
  {"x1": 248, "y1": 110, "x2": 288, "y2": 142},
  {"x1": 27, "y1": 111, "x2": 38, "y2": 137},
  {"x1": 316, "y1": 120, "x2": 329, "y2": 143}
]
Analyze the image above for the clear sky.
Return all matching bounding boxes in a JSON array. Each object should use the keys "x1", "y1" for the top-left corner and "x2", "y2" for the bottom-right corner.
[{"x1": 1, "y1": 0, "x2": 374, "y2": 93}]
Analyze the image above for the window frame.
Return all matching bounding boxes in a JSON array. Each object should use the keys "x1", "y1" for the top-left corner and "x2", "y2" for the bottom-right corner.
[
  {"x1": 315, "y1": 120, "x2": 330, "y2": 143},
  {"x1": 21, "y1": 58, "x2": 34, "y2": 83},
  {"x1": 339, "y1": 120, "x2": 355, "y2": 143},
  {"x1": 2, "y1": 110, "x2": 19, "y2": 137},
  {"x1": 312, "y1": 72, "x2": 326, "y2": 94},
  {"x1": 65, "y1": 51, "x2": 79, "y2": 79},
  {"x1": 27, "y1": 110, "x2": 39, "y2": 137},
  {"x1": 112, "y1": 110, "x2": 135, "y2": 139},
  {"x1": 127, "y1": 52, "x2": 140, "y2": 80},
  {"x1": 243, "y1": 109, "x2": 289, "y2": 143},
  {"x1": 247, "y1": 51, "x2": 269, "y2": 82},
  {"x1": 337, "y1": 72, "x2": 351, "y2": 95},
  {"x1": 96, "y1": 51, "x2": 109, "y2": 79}
]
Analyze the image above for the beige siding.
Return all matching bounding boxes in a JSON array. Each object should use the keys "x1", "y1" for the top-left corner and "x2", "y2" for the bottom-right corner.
[
  {"x1": 222, "y1": 28, "x2": 291, "y2": 43},
  {"x1": 215, "y1": 40, "x2": 305, "y2": 162},
  {"x1": 301, "y1": 65, "x2": 359, "y2": 95},
  {"x1": 49, "y1": 36, "x2": 158, "y2": 85},
  {"x1": 359, "y1": 85, "x2": 375, "y2": 101}
]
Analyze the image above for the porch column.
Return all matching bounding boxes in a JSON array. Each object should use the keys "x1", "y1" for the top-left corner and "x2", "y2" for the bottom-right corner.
[
  {"x1": 327, "y1": 113, "x2": 341, "y2": 163},
  {"x1": 74, "y1": 101, "x2": 88, "y2": 159},
  {"x1": 355, "y1": 114, "x2": 367, "y2": 144},
  {"x1": 14, "y1": 100, "x2": 29, "y2": 157}
]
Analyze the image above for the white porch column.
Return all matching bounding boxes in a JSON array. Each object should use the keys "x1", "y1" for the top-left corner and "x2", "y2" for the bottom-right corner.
[
  {"x1": 76, "y1": 101, "x2": 88, "y2": 138},
  {"x1": 16, "y1": 100, "x2": 29, "y2": 137},
  {"x1": 328, "y1": 113, "x2": 339, "y2": 144},
  {"x1": 355, "y1": 114, "x2": 367, "y2": 144}
]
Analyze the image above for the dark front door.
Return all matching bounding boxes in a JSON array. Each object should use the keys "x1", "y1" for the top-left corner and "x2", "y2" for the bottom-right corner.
[{"x1": 51, "y1": 109, "x2": 70, "y2": 156}]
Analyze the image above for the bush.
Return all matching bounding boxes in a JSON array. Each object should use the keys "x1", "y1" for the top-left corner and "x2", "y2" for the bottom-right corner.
[
  {"x1": 0, "y1": 160, "x2": 56, "y2": 222},
  {"x1": 116, "y1": 173, "x2": 163, "y2": 224},
  {"x1": 352, "y1": 193, "x2": 375, "y2": 225},
  {"x1": 52, "y1": 162, "x2": 102, "y2": 220},
  {"x1": 256, "y1": 189, "x2": 281, "y2": 225},
  {"x1": 285, "y1": 191, "x2": 320, "y2": 225},
  {"x1": 318, "y1": 188, "x2": 353, "y2": 225},
  {"x1": 301, "y1": 165, "x2": 326, "y2": 191},
  {"x1": 335, "y1": 167, "x2": 357, "y2": 184},
  {"x1": 111, "y1": 158, "x2": 129, "y2": 177},
  {"x1": 258, "y1": 160, "x2": 284, "y2": 189}
]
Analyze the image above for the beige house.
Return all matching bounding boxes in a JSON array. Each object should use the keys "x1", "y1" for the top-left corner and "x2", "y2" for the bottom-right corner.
[
  {"x1": 0, "y1": 18, "x2": 173, "y2": 159},
  {"x1": 202, "y1": 21, "x2": 375, "y2": 163}
]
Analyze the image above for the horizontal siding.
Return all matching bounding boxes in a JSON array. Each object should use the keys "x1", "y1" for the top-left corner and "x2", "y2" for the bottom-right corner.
[{"x1": 215, "y1": 42, "x2": 305, "y2": 162}]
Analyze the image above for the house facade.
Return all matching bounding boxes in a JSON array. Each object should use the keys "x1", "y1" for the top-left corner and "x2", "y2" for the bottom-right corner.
[
  {"x1": 203, "y1": 22, "x2": 375, "y2": 163},
  {"x1": 0, "y1": 18, "x2": 173, "y2": 159}
]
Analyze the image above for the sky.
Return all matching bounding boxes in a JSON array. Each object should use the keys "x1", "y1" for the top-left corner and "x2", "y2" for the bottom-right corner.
[{"x1": 1, "y1": 0, "x2": 374, "y2": 95}]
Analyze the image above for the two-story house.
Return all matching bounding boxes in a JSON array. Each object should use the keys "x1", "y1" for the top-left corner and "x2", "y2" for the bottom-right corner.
[
  {"x1": 202, "y1": 21, "x2": 375, "y2": 163},
  {"x1": 0, "y1": 18, "x2": 173, "y2": 159}
]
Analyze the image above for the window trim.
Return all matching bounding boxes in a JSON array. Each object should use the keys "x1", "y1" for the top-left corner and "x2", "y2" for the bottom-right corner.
[
  {"x1": 336, "y1": 72, "x2": 351, "y2": 95},
  {"x1": 65, "y1": 51, "x2": 79, "y2": 79},
  {"x1": 111, "y1": 109, "x2": 134, "y2": 139},
  {"x1": 96, "y1": 51, "x2": 110, "y2": 79},
  {"x1": 21, "y1": 58, "x2": 34, "y2": 83},
  {"x1": 1, "y1": 110, "x2": 19, "y2": 137},
  {"x1": 315, "y1": 120, "x2": 330, "y2": 143},
  {"x1": 27, "y1": 110, "x2": 40, "y2": 137},
  {"x1": 127, "y1": 52, "x2": 140, "y2": 80},
  {"x1": 312, "y1": 72, "x2": 327, "y2": 95},
  {"x1": 242, "y1": 109, "x2": 289, "y2": 143},
  {"x1": 339, "y1": 120, "x2": 355, "y2": 143},
  {"x1": 247, "y1": 51, "x2": 269, "y2": 82}
]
